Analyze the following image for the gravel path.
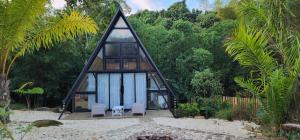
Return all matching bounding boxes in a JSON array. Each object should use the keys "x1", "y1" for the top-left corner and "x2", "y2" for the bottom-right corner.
[{"x1": 8, "y1": 110, "x2": 259, "y2": 140}]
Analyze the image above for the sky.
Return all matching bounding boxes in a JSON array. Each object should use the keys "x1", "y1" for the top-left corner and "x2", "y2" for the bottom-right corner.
[{"x1": 52, "y1": 0, "x2": 219, "y2": 14}]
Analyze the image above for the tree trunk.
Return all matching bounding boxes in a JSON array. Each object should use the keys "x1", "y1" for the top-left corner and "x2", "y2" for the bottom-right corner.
[
  {"x1": 25, "y1": 96, "x2": 31, "y2": 109},
  {"x1": 0, "y1": 74, "x2": 11, "y2": 124}
]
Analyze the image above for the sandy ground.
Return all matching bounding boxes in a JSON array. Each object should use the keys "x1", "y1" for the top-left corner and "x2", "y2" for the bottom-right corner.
[{"x1": 7, "y1": 110, "x2": 259, "y2": 140}]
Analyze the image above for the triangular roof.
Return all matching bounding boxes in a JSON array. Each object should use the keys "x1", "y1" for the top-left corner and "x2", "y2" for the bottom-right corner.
[{"x1": 59, "y1": 9, "x2": 176, "y2": 119}]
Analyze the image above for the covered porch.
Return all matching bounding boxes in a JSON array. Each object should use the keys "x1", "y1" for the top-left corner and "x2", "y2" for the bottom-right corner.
[{"x1": 62, "y1": 110, "x2": 172, "y2": 120}]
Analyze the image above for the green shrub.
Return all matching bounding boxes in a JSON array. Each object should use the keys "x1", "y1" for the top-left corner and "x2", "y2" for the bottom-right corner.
[
  {"x1": 278, "y1": 129, "x2": 300, "y2": 140},
  {"x1": 216, "y1": 108, "x2": 233, "y2": 121},
  {"x1": 10, "y1": 103, "x2": 27, "y2": 110},
  {"x1": 196, "y1": 97, "x2": 231, "y2": 118},
  {"x1": 191, "y1": 69, "x2": 223, "y2": 98},
  {"x1": 178, "y1": 103, "x2": 200, "y2": 117},
  {"x1": 257, "y1": 105, "x2": 270, "y2": 124},
  {"x1": 0, "y1": 108, "x2": 11, "y2": 124}
]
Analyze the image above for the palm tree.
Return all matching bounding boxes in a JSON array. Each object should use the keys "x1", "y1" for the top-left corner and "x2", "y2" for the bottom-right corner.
[
  {"x1": 0, "y1": 0, "x2": 98, "y2": 117},
  {"x1": 225, "y1": 0, "x2": 300, "y2": 127}
]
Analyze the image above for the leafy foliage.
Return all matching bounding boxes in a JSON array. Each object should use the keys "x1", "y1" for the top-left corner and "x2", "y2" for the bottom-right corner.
[
  {"x1": 10, "y1": 1, "x2": 239, "y2": 107},
  {"x1": 11, "y1": 44, "x2": 84, "y2": 107},
  {"x1": 165, "y1": 1, "x2": 190, "y2": 21},
  {"x1": 0, "y1": 122, "x2": 34, "y2": 140},
  {"x1": 225, "y1": 0, "x2": 300, "y2": 127},
  {"x1": 14, "y1": 82, "x2": 44, "y2": 95},
  {"x1": 196, "y1": 12, "x2": 219, "y2": 28},
  {"x1": 191, "y1": 69, "x2": 223, "y2": 97},
  {"x1": 16, "y1": 123, "x2": 34, "y2": 140},
  {"x1": 128, "y1": 2, "x2": 237, "y2": 102},
  {"x1": 0, "y1": 121, "x2": 14, "y2": 140},
  {"x1": 215, "y1": 107, "x2": 233, "y2": 121},
  {"x1": 178, "y1": 103, "x2": 200, "y2": 117},
  {"x1": 0, "y1": 108, "x2": 11, "y2": 124},
  {"x1": 196, "y1": 97, "x2": 231, "y2": 118},
  {"x1": 0, "y1": 0, "x2": 98, "y2": 113},
  {"x1": 13, "y1": 82, "x2": 44, "y2": 109},
  {"x1": 0, "y1": 0, "x2": 97, "y2": 77}
]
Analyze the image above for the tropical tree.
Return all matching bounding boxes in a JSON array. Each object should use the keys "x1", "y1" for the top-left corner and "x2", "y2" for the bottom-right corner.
[
  {"x1": 225, "y1": 0, "x2": 300, "y2": 128},
  {"x1": 14, "y1": 82, "x2": 44, "y2": 109},
  {"x1": 191, "y1": 69, "x2": 223, "y2": 98},
  {"x1": 0, "y1": 0, "x2": 97, "y2": 118}
]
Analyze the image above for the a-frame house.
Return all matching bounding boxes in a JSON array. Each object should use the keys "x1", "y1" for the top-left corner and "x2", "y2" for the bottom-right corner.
[{"x1": 59, "y1": 9, "x2": 177, "y2": 119}]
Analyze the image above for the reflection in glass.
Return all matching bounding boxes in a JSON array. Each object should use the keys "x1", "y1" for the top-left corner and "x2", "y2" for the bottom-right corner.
[
  {"x1": 105, "y1": 44, "x2": 120, "y2": 57},
  {"x1": 106, "y1": 59, "x2": 121, "y2": 70},
  {"x1": 148, "y1": 92, "x2": 168, "y2": 109},
  {"x1": 75, "y1": 94, "x2": 89, "y2": 111},
  {"x1": 148, "y1": 72, "x2": 166, "y2": 90},
  {"x1": 90, "y1": 49, "x2": 104, "y2": 71},
  {"x1": 115, "y1": 17, "x2": 127, "y2": 28},
  {"x1": 123, "y1": 59, "x2": 137, "y2": 70},
  {"x1": 140, "y1": 50, "x2": 153, "y2": 70},
  {"x1": 76, "y1": 74, "x2": 95, "y2": 92},
  {"x1": 121, "y1": 44, "x2": 138, "y2": 56},
  {"x1": 107, "y1": 29, "x2": 135, "y2": 42}
]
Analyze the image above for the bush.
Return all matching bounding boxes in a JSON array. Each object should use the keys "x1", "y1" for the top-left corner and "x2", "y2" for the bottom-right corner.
[
  {"x1": 278, "y1": 129, "x2": 300, "y2": 140},
  {"x1": 191, "y1": 69, "x2": 223, "y2": 98},
  {"x1": 216, "y1": 108, "x2": 233, "y2": 121},
  {"x1": 178, "y1": 103, "x2": 200, "y2": 117},
  {"x1": 0, "y1": 108, "x2": 11, "y2": 124},
  {"x1": 10, "y1": 103, "x2": 27, "y2": 110},
  {"x1": 196, "y1": 97, "x2": 232, "y2": 118}
]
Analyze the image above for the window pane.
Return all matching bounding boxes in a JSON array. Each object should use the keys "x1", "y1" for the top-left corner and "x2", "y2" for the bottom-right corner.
[
  {"x1": 107, "y1": 29, "x2": 135, "y2": 42},
  {"x1": 76, "y1": 74, "x2": 95, "y2": 92},
  {"x1": 75, "y1": 94, "x2": 97, "y2": 112},
  {"x1": 121, "y1": 44, "x2": 138, "y2": 56},
  {"x1": 75, "y1": 94, "x2": 89, "y2": 111},
  {"x1": 123, "y1": 59, "x2": 137, "y2": 70},
  {"x1": 90, "y1": 49, "x2": 104, "y2": 71},
  {"x1": 147, "y1": 92, "x2": 168, "y2": 109},
  {"x1": 105, "y1": 44, "x2": 120, "y2": 57},
  {"x1": 148, "y1": 72, "x2": 166, "y2": 90},
  {"x1": 140, "y1": 50, "x2": 153, "y2": 70},
  {"x1": 106, "y1": 59, "x2": 121, "y2": 70},
  {"x1": 115, "y1": 17, "x2": 127, "y2": 28}
]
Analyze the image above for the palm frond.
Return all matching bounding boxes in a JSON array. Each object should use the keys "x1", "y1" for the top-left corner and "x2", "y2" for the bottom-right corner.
[
  {"x1": 0, "y1": 1, "x2": 6, "y2": 41},
  {"x1": 234, "y1": 76, "x2": 261, "y2": 96},
  {"x1": 237, "y1": 0, "x2": 268, "y2": 29},
  {"x1": 3, "y1": 0, "x2": 47, "y2": 49},
  {"x1": 14, "y1": 87, "x2": 44, "y2": 95},
  {"x1": 265, "y1": 69, "x2": 295, "y2": 125},
  {"x1": 225, "y1": 24, "x2": 276, "y2": 74},
  {"x1": 284, "y1": 34, "x2": 300, "y2": 74},
  {"x1": 13, "y1": 82, "x2": 44, "y2": 95},
  {"x1": 17, "y1": 11, "x2": 98, "y2": 56}
]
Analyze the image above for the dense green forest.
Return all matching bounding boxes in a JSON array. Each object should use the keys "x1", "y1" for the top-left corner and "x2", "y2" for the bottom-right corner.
[
  {"x1": 10, "y1": 1, "x2": 242, "y2": 107},
  {"x1": 1, "y1": 0, "x2": 300, "y2": 138}
]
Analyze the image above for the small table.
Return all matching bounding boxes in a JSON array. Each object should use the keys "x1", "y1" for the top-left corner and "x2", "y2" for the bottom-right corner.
[{"x1": 112, "y1": 106, "x2": 124, "y2": 116}]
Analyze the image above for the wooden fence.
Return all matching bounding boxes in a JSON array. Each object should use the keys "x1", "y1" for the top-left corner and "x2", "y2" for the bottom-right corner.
[{"x1": 222, "y1": 96, "x2": 259, "y2": 109}]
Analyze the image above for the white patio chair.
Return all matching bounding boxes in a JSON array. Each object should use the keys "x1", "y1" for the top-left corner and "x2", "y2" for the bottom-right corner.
[
  {"x1": 91, "y1": 103, "x2": 106, "y2": 117},
  {"x1": 131, "y1": 103, "x2": 145, "y2": 116}
]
